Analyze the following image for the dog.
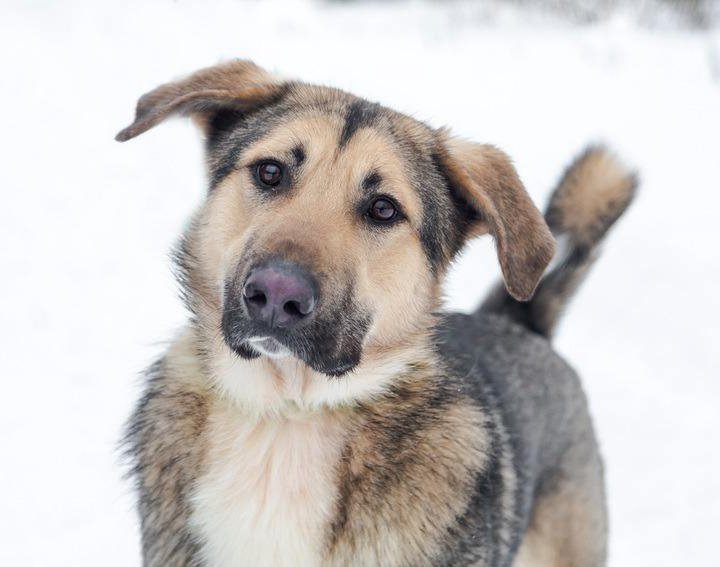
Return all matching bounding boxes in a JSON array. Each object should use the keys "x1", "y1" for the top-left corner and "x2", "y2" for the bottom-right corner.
[{"x1": 117, "y1": 60, "x2": 636, "y2": 566}]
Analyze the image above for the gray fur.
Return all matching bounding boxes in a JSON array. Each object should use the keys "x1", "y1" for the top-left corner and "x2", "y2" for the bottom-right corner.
[{"x1": 437, "y1": 311, "x2": 607, "y2": 564}]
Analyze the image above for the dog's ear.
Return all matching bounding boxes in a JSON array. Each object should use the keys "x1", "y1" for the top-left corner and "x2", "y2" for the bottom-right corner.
[
  {"x1": 115, "y1": 60, "x2": 286, "y2": 142},
  {"x1": 437, "y1": 133, "x2": 555, "y2": 301}
]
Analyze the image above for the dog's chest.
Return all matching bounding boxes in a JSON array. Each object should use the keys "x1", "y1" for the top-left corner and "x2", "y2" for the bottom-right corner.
[{"x1": 190, "y1": 404, "x2": 345, "y2": 567}]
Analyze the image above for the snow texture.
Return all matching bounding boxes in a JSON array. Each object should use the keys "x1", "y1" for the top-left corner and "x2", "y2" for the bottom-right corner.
[{"x1": 1, "y1": 1, "x2": 718, "y2": 565}]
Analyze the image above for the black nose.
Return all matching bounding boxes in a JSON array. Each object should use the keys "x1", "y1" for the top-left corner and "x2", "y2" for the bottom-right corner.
[{"x1": 242, "y1": 261, "x2": 317, "y2": 329}]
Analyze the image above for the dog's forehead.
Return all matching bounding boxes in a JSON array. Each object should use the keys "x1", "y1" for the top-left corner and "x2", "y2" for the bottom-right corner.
[
  {"x1": 243, "y1": 109, "x2": 409, "y2": 176},
  {"x1": 208, "y1": 83, "x2": 441, "y2": 190},
  {"x1": 255, "y1": 87, "x2": 431, "y2": 153},
  {"x1": 292, "y1": 85, "x2": 437, "y2": 148}
]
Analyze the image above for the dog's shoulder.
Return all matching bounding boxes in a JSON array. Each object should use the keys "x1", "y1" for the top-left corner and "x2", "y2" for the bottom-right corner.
[
  {"x1": 123, "y1": 327, "x2": 211, "y2": 566},
  {"x1": 128, "y1": 327, "x2": 212, "y2": 440}
]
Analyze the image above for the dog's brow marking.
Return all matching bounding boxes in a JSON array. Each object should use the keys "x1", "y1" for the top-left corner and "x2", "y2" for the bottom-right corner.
[
  {"x1": 211, "y1": 125, "x2": 278, "y2": 189},
  {"x1": 339, "y1": 100, "x2": 382, "y2": 148},
  {"x1": 291, "y1": 145, "x2": 306, "y2": 167},
  {"x1": 362, "y1": 171, "x2": 382, "y2": 191}
]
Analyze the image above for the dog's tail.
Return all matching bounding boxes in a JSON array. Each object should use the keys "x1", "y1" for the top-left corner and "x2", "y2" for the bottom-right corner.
[{"x1": 480, "y1": 145, "x2": 637, "y2": 338}]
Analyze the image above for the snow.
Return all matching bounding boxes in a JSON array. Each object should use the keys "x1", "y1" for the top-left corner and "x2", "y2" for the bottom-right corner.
[{"x1": 1, "y1": 1, "x2": 718, "y2": 565}]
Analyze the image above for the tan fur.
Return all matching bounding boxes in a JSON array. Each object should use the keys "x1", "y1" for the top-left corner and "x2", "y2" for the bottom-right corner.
[
  {"x1": 180, "y1": 111, "x2": 439, "y2": 412},
  {"x1": 546, "y1": 146, "x2": 636, "y2": 245},
  {"x1": 513, "y1": 479, "x2": 607, "y2": 567},
  {"x1": 142, "y1": 331, "x2": 497, "y2": 566},
  {"x1": 326, "y1": 375, "x2": 492, "y2": 565}
]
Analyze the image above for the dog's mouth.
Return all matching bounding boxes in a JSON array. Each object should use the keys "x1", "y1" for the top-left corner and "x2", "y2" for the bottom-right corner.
[
  {"x1": 246, "y1": 336, "x2": 292, "y2": 359},
  {"x1": 222, "y1": 305, "x2": 370, "y2": 377}
]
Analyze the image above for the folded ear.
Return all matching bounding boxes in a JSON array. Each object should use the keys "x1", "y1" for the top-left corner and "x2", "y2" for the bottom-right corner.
[
  {"x1": 115, "y1": 59, "x2": 287, "y2": 142},
  {"x1": 437, "y1": 133, "x2": 555, "y2": 301}
]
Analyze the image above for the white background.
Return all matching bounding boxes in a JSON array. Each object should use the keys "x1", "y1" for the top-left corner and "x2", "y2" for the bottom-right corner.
[{"x1": 1, "y1": 1, "x2": 718, "y2": 565}]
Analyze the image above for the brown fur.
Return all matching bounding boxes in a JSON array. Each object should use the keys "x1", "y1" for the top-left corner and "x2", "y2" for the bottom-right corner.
[
  {"x1": 115, "y1": 60, "x2": 285, "y2": 142},
  {"x1": 124, "y1": 330, "x2": 212, "y2": 566},
  {"x1": 437, "y1": 134, "x2": 556, "y2": 301},
  {"x1": 182, "y1": 109, "x2": 439, "y2": 388},
  {"x1": 326, "y1": 372, "x2": 492, "y2": 565},
  {"x1": 545, "y1": 146, "x2": 637, "y2": 246},
  {"x1": 513, "y1": 472, "x2": 607, "y2": 567}
]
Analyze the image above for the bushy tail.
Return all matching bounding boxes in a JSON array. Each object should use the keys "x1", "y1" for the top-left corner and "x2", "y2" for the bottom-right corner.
[{"x1": 480, "y1": 145, "x2": 638, "y2": 338}]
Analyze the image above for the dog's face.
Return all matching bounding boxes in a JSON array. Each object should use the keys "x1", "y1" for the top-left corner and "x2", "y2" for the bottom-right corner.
[
  {"x1": 205, "y1": 107, "x2": 450, "y2": 377},
  {"x1": 118, "y1": 60, "x2": 554, "y2": 382}
]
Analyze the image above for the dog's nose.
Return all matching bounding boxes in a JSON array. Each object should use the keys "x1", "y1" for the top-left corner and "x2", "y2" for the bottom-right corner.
[{"x1": 243, "y1": 261, "x2": 317, "y2": 328}]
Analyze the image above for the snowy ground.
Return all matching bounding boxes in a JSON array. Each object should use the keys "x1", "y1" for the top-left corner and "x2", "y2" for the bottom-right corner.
[{"x1": 1, "y1": 1, "x2": 718, "y2": 565}]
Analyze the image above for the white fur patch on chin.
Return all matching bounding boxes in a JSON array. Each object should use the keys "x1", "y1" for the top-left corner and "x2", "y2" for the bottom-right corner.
[{"x1": 247, "y1": 336, "x2": 292, "y2": 359}]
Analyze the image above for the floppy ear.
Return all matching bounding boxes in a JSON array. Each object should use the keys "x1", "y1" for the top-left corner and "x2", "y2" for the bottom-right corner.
[
  {"x1": 115, "y1": 59, "x2": 286, "y2": 142},
  {"x1": 437, "y1": 133, "x2": 555, "y2": 301}
]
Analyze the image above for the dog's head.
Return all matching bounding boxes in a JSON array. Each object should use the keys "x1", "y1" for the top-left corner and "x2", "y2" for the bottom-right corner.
[{"x1": 118, "y1": 60, "x2": 554, "y2": 383}]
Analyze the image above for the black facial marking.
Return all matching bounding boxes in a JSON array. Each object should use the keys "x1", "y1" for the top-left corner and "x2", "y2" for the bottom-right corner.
[
  {"x1": 210, "y1": 124, "x2": 278, "y2": 189},
  {"x1": 340, "y1": 100, "x2": 382, "y2": 148},
  {"x1": 221, "y1": 256, "x2": 371, "y2": 376},
  {"x1": 362, "y1": 171, "x2": 382, "y2": 191},
  {"x1": 206, "y1": 108, "x2": 246, "y2": 150},
  {"x1": 291, "y1": 145, "x2": 306, "y2": 167},
  {"x1": 208, "y1": 99, "x2": 296, "y2": 190},
  {"x1": 414, "y1": 151, "x2": 477, "y2": 270}
]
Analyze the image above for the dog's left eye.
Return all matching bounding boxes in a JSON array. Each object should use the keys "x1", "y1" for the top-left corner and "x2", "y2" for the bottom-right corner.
[
  {"x1": 256, "y1": 161, "x2": 284, "y2": 187},
  {"x1": 367, "y1": 197, "x2": 398, "y2": 222}
]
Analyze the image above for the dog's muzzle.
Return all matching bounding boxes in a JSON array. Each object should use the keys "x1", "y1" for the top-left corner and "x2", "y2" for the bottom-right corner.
[{"x1": 222, "y1": 256, "x2": 369, "y2": 376}]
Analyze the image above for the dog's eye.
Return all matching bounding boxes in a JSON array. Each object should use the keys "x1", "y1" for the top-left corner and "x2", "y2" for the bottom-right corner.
[
  {"x1": 367, "y1": 198, "x2": 398, "y2": 222},
  {"x1": 256, "y1": 161, "x2": 283, "y2": 187}
]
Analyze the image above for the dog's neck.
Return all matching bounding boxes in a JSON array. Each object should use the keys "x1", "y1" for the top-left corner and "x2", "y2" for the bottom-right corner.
[{"x1": 198, "y1": 326, "x2": 438, "y2": 419}]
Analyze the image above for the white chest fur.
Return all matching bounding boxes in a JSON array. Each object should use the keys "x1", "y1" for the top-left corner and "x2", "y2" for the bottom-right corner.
[{"x1": 190, "y1": 402, "x2": 346, "y2": 567}]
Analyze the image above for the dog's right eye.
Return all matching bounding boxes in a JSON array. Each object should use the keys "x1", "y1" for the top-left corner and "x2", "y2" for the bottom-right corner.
[{"x1": 255, "y1": 161, "x2": 284, "y2": 187}]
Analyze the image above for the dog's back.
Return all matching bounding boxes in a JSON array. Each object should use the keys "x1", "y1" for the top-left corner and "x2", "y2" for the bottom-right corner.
[{"x1": 439, "y1": 147, "x2": 637, "y2": 565}]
